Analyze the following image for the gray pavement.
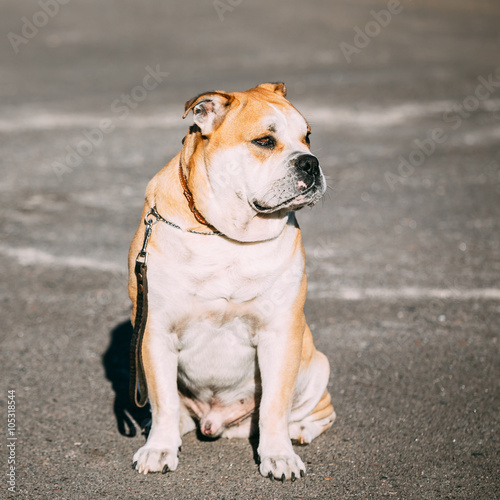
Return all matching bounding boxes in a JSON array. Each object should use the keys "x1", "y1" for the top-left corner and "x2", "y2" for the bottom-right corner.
[{"x1": 1, "y1": 0, "x2": 499, "y2": 498}]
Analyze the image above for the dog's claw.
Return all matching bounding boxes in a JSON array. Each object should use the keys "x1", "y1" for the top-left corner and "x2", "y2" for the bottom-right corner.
[
  {"x1": 162, "y1": 464, "x2": 169, "y2": 474},
  {"x1": 291, "y1": 472, "x2": 296, "y2": 482},
  {"x1": 132, "y1": 461, "x2": 137, "y2": 469},
  {"x1": 268, "y1": 471, "x2": 274, "y2": 482},
  {"x1": 281, "y1": 473, "x2": 286, "y2": 483},
  {"x1": 300, "y1": 469, "x2": 305, "y2": 478}
]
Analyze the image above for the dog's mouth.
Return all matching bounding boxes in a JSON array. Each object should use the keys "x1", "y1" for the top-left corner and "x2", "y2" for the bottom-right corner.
[{"x1": 251, "y1": 180, "x2": 322, "y2": 214}]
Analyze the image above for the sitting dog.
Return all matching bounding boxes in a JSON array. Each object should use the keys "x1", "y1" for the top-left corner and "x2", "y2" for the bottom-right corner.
[{"x1": 128, "y1": 82, "x2": 335, "y2": 482}]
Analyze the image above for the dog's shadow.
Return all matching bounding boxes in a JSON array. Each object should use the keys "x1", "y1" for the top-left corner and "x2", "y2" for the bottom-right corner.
[{"x1": 102, "y1": 320, "x2": 151, "y2": 437}]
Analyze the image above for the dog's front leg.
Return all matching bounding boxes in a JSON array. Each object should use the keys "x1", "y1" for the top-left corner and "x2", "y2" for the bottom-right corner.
[
  {"x1": 133, "y1": 324, "x2": 181, "y2": 474},
  {"x1": 256, "y1": 316, "x2": 306, "y2": 481}
]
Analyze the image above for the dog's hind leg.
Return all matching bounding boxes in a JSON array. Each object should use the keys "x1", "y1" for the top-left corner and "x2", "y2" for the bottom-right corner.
[
  {"x1": 289, "y1": 388, "x2": 335, "y2": 445},
  {"x1": 288, "y1": 328, "x2": 335, "y2": 445}
]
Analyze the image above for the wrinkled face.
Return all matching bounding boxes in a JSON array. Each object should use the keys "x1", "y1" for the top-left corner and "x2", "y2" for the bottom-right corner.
[
  {"x1": 183, "y1": 85, "x2": 326, "y2": 241},
  {"x1": 205, "y1": 94, "x2": 326, "y2": 215}
]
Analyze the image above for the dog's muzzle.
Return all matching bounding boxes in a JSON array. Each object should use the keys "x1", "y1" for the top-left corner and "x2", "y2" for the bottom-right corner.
[{"x1": 252, "y1": 154, "x2": 325, "y2": 214}]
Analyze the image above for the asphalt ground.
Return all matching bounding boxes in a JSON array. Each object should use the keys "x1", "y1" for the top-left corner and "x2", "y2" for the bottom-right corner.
[{"x1": 0, "y1": 0, "x2": 499, "y2": 498}]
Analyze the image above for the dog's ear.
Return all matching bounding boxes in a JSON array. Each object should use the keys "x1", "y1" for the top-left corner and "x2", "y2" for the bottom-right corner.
[
  {"x1": 256, "y1": 82, "x2": 287, "y2": 97},
  {"x1": 183, "y1": 91, "x2": 234, "y2": 135}
]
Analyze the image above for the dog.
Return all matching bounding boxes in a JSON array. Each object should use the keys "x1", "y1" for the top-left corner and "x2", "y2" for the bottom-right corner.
[{"x1": 128, "y1": 82, "x2": 335, "y2": 481}]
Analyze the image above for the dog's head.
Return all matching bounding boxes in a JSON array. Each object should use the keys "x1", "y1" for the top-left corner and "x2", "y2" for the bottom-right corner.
[{"x1": 181, "y1": 82, "x2": 326, "y2": 242}]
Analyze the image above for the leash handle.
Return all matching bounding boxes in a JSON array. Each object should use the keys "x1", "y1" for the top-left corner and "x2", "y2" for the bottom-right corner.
[
  {"x1": 129, "y1": 260, "x2": 149, "y2": 407},
  {"x1": 129, "y1": 209, "x2": 158, "y2": 407}
]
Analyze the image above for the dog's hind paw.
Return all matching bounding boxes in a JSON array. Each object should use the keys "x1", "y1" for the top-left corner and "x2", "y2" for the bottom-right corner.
[
  {"x1": 259, "y1": 452, "x2": 306, "y2": 482},
  {"x1": 132, "y1": 445, "x2": 179, "y2": 475},
  {"x1": 289, "y1": 411, "x2": 336, "y2": 445}
]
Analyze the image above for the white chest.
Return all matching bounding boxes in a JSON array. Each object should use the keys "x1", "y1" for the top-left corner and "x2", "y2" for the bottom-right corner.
[{"x1": 148, "y1": 217, "x2": 302, "y2": 307}]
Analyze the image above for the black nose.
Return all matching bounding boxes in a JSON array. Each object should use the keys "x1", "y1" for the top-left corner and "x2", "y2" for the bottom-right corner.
[{"x1": 296, "y1": 154, "x2": 319, "y2": 175}]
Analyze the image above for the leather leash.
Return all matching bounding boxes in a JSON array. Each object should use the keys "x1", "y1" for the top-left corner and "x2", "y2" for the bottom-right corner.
[
  {"x1": 129, "y1": 171, "x2": 220, "y2": 407},
  {"x1": 129, "y1": 208, "x2": 156, "y2": 407}
]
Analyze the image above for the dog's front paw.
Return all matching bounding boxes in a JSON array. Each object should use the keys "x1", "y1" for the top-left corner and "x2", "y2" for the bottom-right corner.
[
  {"x1": 259, "y1": 451, "x2": 306, "y2": 482},
  {"x1": 133, "y1": 445, "x2": 179, "y2": 475}
]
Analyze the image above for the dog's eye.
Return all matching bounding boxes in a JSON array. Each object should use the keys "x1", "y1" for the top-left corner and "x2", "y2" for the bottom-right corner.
[
  {"x1": 252, "y1": 136, "x2": 275, "y2": 148},
  {"x1": 305, "y1": 132, "x2": 311, "y2": 146}
]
